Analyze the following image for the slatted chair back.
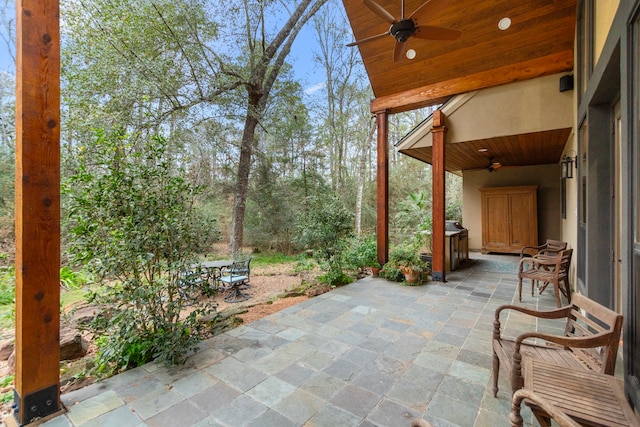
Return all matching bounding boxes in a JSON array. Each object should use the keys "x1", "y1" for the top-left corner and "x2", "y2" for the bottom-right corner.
[
  {"x1": 541, "y1": 239, "x2": 568, "y2": 255},
  {"x1": 520, "y1": 239, "x2": 568, "y2": 258},
  {"x1": 230, "y1": 257, "x2": 251, "y2": 279},
  {"x1": 563, "y1": 293, "x2": 623, "y2": 375}
]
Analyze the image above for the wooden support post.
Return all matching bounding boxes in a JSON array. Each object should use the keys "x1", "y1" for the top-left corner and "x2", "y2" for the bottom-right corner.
[
  {"x1": 376, "y1": 112, "x2": 389, "y2": 266},
  {"x1": 431, "y1": 111, "x2": 446, "y2": 282},
  {"x1": 13, "y1": 0, "x2": 61, "y2": 425}
]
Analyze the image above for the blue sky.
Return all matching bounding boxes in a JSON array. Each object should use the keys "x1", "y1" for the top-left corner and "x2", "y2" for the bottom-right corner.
[{"x1": 0, "y1": 2, "x2": 334, "y2": 95}]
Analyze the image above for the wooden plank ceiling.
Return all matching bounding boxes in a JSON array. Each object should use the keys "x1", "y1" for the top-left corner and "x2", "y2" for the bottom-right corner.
[
  {"x1": 342, "y1": 0, "x2": 577, "y2": 114},
  {"x1": 400, "y1": 128, "x2": 572, "y2": 172}
]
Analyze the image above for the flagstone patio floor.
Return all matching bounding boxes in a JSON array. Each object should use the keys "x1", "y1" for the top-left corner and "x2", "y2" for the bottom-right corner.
[{"x1": 36, "y1": 253, "x2": 600, "y2": 427}]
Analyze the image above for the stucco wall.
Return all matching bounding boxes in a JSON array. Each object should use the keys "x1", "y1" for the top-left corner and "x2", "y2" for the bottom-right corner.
[
  {"x1": 462, "y1": 164, "x2": 562, "y2": 252},
  {"x1": 594, "y1": 0, "x2": 620, "y2": 64}
]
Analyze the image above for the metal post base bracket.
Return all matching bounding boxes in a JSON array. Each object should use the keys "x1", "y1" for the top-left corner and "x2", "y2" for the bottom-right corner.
[
  {"x1": 431, "y1": 271, "x2": 445, "y2": 282},
  {"x1": 12, "y1": 385, "x2": 60, "y2": 426}
]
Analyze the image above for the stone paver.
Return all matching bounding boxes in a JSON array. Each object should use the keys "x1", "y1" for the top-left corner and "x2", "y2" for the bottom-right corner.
[{"x1": 39, "y1": 253, "x2": 572, "y2": 427}]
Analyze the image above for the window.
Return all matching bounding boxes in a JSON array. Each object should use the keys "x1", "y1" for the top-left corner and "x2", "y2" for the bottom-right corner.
[{"x1": 578, "y1": 0, "x2": 594, "y2": 99}]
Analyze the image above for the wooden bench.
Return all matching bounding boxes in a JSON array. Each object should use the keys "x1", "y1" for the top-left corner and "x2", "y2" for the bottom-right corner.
[
  {"x1": 509, "y1": 359, "x2": 639, "y2": 426},
  {"x1": 492, "y1": 293, "x2": 623, "y2": 398}
]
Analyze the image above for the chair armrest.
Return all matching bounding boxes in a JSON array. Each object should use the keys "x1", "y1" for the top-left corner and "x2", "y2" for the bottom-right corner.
[
  {"x1": 495, "y1": 304, "x2": 573, "y2": 322},
  {"x1": 520, "y1": 244, "x2": 545, "y2": 258},
  {"x1": 508, "y1": 330, "x2": 615, "y2": 391},
  {"x1": 515, "y1": 330, "x2": 614, "y2": 349},
  {"x1": 510, "y1": 389, "x2": 580, "y2": 427},
  {"x1": 493, "y1": 304, "x2": 573, "y2": 342}
]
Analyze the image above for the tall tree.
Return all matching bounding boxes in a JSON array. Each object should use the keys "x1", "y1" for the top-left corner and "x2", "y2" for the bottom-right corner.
[
  {"x1": 225, "y1": 0, "x2": 330, "y2": 255},
  {"x1": 62, "y1": 0, "x2": 330, "y2": 255}
]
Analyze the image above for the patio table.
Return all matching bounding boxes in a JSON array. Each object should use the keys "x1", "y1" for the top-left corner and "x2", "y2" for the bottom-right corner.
[{"x1": 197, "y1": 259, "x2": 233, "y2": 294}]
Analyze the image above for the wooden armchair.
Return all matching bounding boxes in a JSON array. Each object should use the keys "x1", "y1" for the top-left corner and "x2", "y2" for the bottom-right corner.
[
  {"x1": 518, "y1": 248, "x2": 573, "y2": 307},
  {"x1": 520, "y1": 239, "x2": 567, "y2": 259},
  {"x1": 510, "y1": 389, "x2": 580, "y2": 427},
  {"x1": 492, "y1": 293, "x2": 623, "y2": 398}
]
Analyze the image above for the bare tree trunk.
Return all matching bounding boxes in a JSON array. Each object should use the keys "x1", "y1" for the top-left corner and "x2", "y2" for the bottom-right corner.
[
  {"x1": 228, "y1": 0, "x2": 329, "y2": 256},
  {"x1": 229, "y1": 103, "x2": 259, "y2": 256},
  {"x1": 355, "y1": 119, "x2": 376, "y2": 236}
]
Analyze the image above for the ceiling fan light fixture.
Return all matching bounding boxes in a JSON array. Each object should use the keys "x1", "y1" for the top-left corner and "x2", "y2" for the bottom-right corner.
[
  {"x1": 498, "y1": 17, "x2": 511, "y2": 31},
  {"x1": 406, "y1": 49, "x2": 416, "y2": 59}
]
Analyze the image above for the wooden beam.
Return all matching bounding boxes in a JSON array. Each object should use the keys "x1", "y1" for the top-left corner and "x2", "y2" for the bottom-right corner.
[
  {"x1": 376, "y1": 112, "x2": 389, "y2": 266},
  {"x1": 370, "y1": 51, "x2": 573, "y2": 114},
  {"x1": 431, "y1": 111, "x2": 446, "y2": 282},
  {"x1": 14, "y1": 0, "x2": 61, "y2": 424}
]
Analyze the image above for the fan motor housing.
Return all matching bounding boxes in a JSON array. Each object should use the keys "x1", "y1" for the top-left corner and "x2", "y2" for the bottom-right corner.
[{"x1": 390, "y1": 19, "x2": 416, "y2": 42}]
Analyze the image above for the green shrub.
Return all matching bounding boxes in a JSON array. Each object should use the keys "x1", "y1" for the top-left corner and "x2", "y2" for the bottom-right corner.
[
  {"x1": 318, "y1": 265, "x2": 352, "y2": 287},
  {"x1": 294, "y1": 195, "x2": 354, "y2": 286},
  {"x1": 379, "y1": 265, "x2": 403, "y2": 282},
  {"x1": 60, "y1": 266, "x2": 93, "y2": 290},
  {"x1": 343, "y1": 235, "x2": 378, "y2": 272},
  {"x1": 64, "y1": 130, "x2": 218, "y2": 372}
]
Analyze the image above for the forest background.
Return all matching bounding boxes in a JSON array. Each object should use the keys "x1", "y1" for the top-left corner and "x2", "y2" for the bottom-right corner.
[
  {"x1": 0, "y1": 0, "x2": 461, "y2": 261},
  {"x1": 0, "y1": 0, "x2": 464, "y2": 375}
]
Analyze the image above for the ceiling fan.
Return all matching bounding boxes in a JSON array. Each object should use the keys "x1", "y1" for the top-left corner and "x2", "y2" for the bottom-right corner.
[
  {"x1": 347, "y1": 0, "x2": 462, "y2": 62},
  {"x1": 486, "y1": 157, "x2": 502, "y2": 172}
]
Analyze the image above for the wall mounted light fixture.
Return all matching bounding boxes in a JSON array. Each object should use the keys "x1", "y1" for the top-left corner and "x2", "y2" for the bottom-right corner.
[{"x1": 560, "y1": 153, "x2": 577, "y2": 179}]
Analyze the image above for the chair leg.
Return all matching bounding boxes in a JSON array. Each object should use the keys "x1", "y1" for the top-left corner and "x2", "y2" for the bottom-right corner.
[
  {"x1": 222, "y1": 281, "x2": 250, "y2": 303},
  {"x1": 553, "y1": 282, "x2": 562, "y2": 308},
  {"x1": 493, "y1": 352, "x2": 500, "y2": 397},
  {"x1": 518, "y1": 278, "x2": 523, "y2": 302}
]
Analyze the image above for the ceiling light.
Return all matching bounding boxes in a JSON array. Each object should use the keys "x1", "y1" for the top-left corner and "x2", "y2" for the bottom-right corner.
[
  {"x1": 478, "y1": 148, "x2": 488, "y2": 152},
  {"x1": 406, "y1": 49, "x2": 416, "y2": 60},
  {"x1": 498, "y1": 17, "x2": 511, "y2": 30}
]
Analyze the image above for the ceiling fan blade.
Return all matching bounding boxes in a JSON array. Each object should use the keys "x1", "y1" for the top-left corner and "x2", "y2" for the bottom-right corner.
[
  {"x1": 346, "y1": 31, "x2": 390, "y2": 47},
  {"x1": 363, "y1": 0, "x2": 397, "y2": 24},
  {"x1": 414, "y1": 25, "x2": 462, "y2": 40},
  {"x1": 408, "y1": 0, "x2": 450, "y2": 21},
  {"x1": 393, "y1": 40, "x2": 407, "y2": 62}
]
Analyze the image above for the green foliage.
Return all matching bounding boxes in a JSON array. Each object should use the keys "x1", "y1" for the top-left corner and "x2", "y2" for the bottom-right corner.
[
  {"x1": 250, "y1": 252, "x2": 298, "y2": 266},
  {"x1": 342, "y1": 235, "x2": 378, "y2": 272},
  {"x1": 380, "y1": 241, "x2": 428, "y2": 284},
  {"x1": 293, "y1": 257, "x2": 316, "y2": 272},
  {"x1": 389, "y1": 243, "x2": 423, "y2": 269},
  {"x1": 60, "y1": 266, "x2": 93, "y2": 290},
  {"x1": 0, "y1": 374, "x2": 13, "y2": 404},
  {"x1": 0, "y1": 147, "x2": 14, "y2": 246},
  {"x1": 294, "y1": 195, "x2": 354, "y2": 286},
  {"x1": 295, "y1": 195, "x2": 354, "y2": 261},
  {"x1": 0, "y1": 266, "x2": 14, "y2": 305},
  {"x1": 0, "y1": 374, "x2": 13, "y2": 388},
  {"x1": 379, "y1": 265, "x2": 404, "y2": 282},
  {"x1": 64, "y1": 129, "x2": 218, "y2": 372},
  {"x1": 317, "y1": 264, "x2": 352, "y2": 287}
]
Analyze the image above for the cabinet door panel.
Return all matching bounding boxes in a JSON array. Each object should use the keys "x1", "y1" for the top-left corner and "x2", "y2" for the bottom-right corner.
[
  {"x1": 483, "y1": 195, "x2": 509, "y2": 250},
  {"x1": 509, "y1": 193, "x2": 537, "y2": 247}
]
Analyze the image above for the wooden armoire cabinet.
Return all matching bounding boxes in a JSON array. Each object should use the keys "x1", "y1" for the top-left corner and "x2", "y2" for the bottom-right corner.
[{"x1": 479, "y1": 185, "x2": 538, "y2": 254}]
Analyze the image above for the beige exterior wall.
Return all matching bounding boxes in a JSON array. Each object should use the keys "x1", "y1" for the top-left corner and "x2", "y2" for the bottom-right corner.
[
  {"x1": 462, "y1": 164, "x2": 562, "y2": 252},
  {"x1": 397, "y1": 73, "x2": 573, "y2": 153},
  {"x1": 594, "y1": 0, "x2": 619, "y2": 64}
]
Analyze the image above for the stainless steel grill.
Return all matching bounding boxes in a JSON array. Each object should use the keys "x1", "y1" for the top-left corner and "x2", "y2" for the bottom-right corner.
[{"x1": 445, "y1": 220, "x2": 469, "y2": 270}]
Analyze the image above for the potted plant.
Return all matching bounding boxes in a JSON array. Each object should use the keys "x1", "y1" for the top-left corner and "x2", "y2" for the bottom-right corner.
[
  {"x1": 344, "y1": 235, "x2": 380, "y2": 278},
  {"x1": 417, "y1": 216, "x2": 433, "y2": 271},
  {"x1": 389, "y1": 243, "x2": 428, "y2": 285}
]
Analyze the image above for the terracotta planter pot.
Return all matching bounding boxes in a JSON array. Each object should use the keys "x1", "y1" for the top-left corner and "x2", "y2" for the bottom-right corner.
[
  {"x1": 371, "y1": 267, "x2": 380, "y2": 277},
  {"x1": 403, "y1": 269, "x2": 422, "y2": 284}
]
